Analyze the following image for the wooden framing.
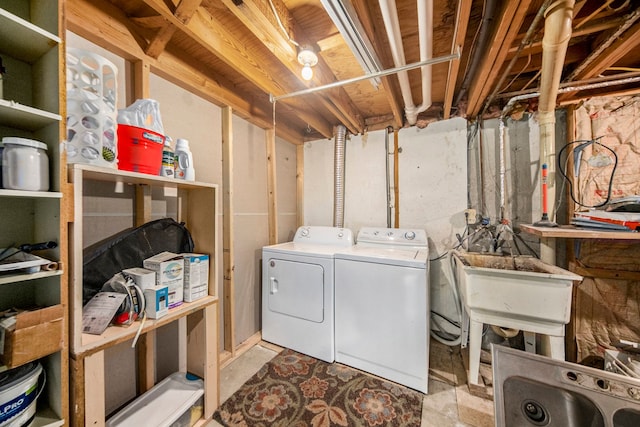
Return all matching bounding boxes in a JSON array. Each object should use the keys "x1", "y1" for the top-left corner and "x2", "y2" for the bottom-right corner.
[
  {"x1": 266, "y1": 129, "x2": 278, "y2": 245},
  {"x1": 296, "y1": 144, "x2": 304, "y2": 227},
  {"x1": 222, "y1": 106, "x2": 236, "y2": 355},
  {"x1": 68, "y1": 165, "x2": 220, "y2": 426},
  {"x1": 443, "y1": 0, "x2": 472, "y2": 119}
]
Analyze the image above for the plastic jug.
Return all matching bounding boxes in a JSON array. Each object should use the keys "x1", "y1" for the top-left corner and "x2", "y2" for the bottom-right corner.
[{"x1": 174, "y1": 138, "x2": 195, "y2": 181}]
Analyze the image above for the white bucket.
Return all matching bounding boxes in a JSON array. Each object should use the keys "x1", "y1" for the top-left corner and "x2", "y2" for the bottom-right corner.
[{"x1": 0, "y1": 362, "x2": 44, "y2": 427}]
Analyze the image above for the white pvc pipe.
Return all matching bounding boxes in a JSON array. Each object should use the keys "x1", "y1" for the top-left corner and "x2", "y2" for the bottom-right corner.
[
  {"x1": 538, "y1": 0, "x2": 575, "y2": 223},
  {"x1": 379, "y1": 0, "x2": 432, "y2": 125}
]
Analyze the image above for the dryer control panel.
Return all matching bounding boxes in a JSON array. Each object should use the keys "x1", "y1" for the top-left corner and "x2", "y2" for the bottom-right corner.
[
  {"x1": 293, "y1": 226, "x2": 354, "y2": 246},
  {"x1": 356, "y1": 227, "x2": 428, "y2": 247}
]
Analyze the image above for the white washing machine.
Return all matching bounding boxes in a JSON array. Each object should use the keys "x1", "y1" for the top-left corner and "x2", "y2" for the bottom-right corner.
[
  {"x1": 335, "y1": 227, "x2": 430, "y2": 393},
  {"x1": 262, "y1": 226, "x2": 353, "y2": 362}
]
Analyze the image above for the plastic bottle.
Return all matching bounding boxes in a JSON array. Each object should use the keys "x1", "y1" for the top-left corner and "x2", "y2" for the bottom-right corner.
[
  {"x1": 160, "y1": 136, "x2": 175, "y2": 177},
  {"x1": 174, "y1": 138, "x2": 195, "y2": 181}
]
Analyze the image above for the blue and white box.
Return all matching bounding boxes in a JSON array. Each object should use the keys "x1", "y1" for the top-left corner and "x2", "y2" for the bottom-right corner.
[
  {"x1": 181, "y1": 253, "x2": 209, "y2": 302},
  {"x1": 144, "y1": 286, "x2": 169, "y2": 319},
  {"x1": 143, "y1": 252, "x2": 184, "y2": 308}
]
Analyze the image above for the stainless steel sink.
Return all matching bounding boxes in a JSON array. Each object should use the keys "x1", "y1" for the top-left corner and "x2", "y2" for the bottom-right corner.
[{"x1": 493, "y1": 345, "x2": 640, "y2": 427}]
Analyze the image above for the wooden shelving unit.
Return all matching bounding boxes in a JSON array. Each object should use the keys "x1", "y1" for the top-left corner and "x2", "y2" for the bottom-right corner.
[
  {"x1": 68, "y1": 164, "x2": 219, "y2": 426},
  {"x1": 0, "y1": 2, "x2": 67, "y2": 426}
]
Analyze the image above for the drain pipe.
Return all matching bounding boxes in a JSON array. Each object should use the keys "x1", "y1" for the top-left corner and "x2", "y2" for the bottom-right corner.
[
  {"x1": 334, "y1": 125, "x2": 347, "y2": 228},
  {"x1": 379, "y1": 0, "x2": 432, "y2": 125},
  {"x1": 537, "y1": 0, "x2": 575, "y2": 227}
]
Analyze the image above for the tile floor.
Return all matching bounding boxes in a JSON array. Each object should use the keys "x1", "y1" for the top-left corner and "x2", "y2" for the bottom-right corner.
[{"x1": 208, "y1": 339, "x2": 495, "y2": 427}]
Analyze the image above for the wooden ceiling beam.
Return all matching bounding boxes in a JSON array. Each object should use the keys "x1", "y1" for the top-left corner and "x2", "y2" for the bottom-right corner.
[
  {"x1": 139, "y1": 0, "x2": 334, "y2": 138},
  {"x1": 220, "y1": 0, "x2": 364, "y2": 135},
  {"x1": 557, "y1": 20, "x2": 640, "y2": 103},
  {"x1": 443, "y1": 0, "x2": 472, "y2": 119},
  {"x1": 466, "y1": 0, "x2": 533, "y2": 117},
  {"x1": 66, "y1": 0, "x2": 303, "y2": 144},
  {"x1": 145, "y1": 0, "x2": 203, "y2": 58},
  {"x1": 567, "y1": 20, "x2": 640, "y2": 80}
]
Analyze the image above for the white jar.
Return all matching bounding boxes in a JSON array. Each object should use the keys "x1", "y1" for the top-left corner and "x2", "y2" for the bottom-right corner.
[{"x1": 1, "y1": 137, "x2": 50, "y2": 191}]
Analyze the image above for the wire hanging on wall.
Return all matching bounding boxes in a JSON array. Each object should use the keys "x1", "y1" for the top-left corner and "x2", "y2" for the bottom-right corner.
[{"x1": 557, "y1": 136, "x2": 618, "y2": 209}]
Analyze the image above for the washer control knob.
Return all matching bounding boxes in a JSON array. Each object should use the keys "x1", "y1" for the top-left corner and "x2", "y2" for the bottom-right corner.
[
  {"x1": 373, "y1": 231, "x2": 379, "y2": 236},
  {"x1": 338, "y1": 231, "x2": 344, "y2": 238},
  {"x1": 387, "y1": 231, "x2": 393, "y2": 237},
  {"x1": 300, "y1": 228, "x2": 309, "y2": 237},
  {"x1": 405, "y1": 231, "x2": 416, "y2": 240}
]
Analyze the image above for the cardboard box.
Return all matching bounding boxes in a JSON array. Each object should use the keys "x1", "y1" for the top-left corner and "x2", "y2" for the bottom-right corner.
[
  {"x1": 144, "y1": 286, "x2": 169, "y2": 319},
  {"x1": 122, "y1": 267, "x2": 157, "y2": 290},
  {"x1": 143, "y1": 252, "x2": 184, "y2": 308},
  {"x1": 181, "y1": 253, "x2": 209, "y2": 302},
  {"x1": 0, "y1": 305, "x2": 64, "y2": 368}
]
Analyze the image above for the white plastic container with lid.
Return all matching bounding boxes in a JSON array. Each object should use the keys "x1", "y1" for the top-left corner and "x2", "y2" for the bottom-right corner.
[
  {"x1": 174, "y1": 138, "x2": 195, "y2": 181},
  {"x1": 1, "y1": 137, "x2": 49, "y2": 191}
]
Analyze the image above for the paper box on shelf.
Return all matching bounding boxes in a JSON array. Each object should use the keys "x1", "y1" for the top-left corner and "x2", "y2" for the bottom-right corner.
[
  {"x1": 143, "y1": 252, "x2": 184, "y2": 308},
  {"x1": 144, "y1": 286, "x2": 169, "y2": 319},
  {"x1": 0, "y1": 305, "x2": 64, "y2": 368},
  {"x1": 181, "y1": 253, "x2": 209, "y2": 302},
  {"x1": 122, "y1": 267, "x2": 157, "y2": 290}
]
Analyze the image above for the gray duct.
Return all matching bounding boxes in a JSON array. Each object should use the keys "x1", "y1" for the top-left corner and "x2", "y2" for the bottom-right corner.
[{"x1": 334, "y1": 125, "x2": 347, "y2": 227}]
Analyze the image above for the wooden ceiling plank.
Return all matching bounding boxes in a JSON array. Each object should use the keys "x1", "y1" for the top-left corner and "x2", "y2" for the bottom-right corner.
[
  {"x1": 221, "y1": 0, "x2": 364, "y2": 134},
  {"x1": 66, "y1": 0, "x2": 303, "y2": 144},
  {"x1": 139, "y1": 0, "x2": 334, "y2": 138},
  {"x1": 466, "y1": 0, "x2": 533, "y2": 116},
  {"x1": 444, "y1": 0, "x2": 472, "y2": 119},
  {"x1": 569, "y1": 20, "x2": 640, "y2": 81}
]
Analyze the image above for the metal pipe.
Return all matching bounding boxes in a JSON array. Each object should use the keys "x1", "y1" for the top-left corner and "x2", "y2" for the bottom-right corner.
[
  {"x1": 498, "y1": 118, "x2": 507, "y2": 222},
  {"x1": 270, "y1": 51, "x2": 460, "y2": 102},
  {"x1": 385, "y1": 128, "x2": 392, "y2": 228},
  {"x1": 333, "y1": 125, "x2": 347, "y2": 228},
  {"x1": 454, "y1": 0, "x2": 500, "y2": 109}
]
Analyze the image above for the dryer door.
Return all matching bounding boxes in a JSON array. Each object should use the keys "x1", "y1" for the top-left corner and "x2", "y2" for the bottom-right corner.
[{"x1": 266, "y1": 258, "x2": 324, "y2": 322}]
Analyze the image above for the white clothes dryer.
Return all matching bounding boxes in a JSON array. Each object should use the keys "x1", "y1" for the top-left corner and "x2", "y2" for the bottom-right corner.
[
  {"x1": 334, "y1": 227, "x2": 430, "y2": 393},
  {"x1": 262, "y1": 226, "x2": 353, "y2": 362}
]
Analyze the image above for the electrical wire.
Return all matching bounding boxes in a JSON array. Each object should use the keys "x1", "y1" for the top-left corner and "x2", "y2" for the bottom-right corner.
[
  {"x1": 557, "y1": 137, "x2": 618, "y2": 209},
  {"x1": 268, "y1": 0, "x2": 299, "y2": 47}
]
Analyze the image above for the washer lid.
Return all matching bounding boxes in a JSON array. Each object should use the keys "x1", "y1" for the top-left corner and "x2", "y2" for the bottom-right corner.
[
  {"x1": 335, "y1": 245, "x2": 428, "y2": 268},
  {"x1": 263, "y1": 241, "x2": 345, "y2": 258}
]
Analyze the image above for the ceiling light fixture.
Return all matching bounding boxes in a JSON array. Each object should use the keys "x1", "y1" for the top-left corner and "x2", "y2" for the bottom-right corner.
[{"x1": 297, "y1": 46, "x2": 318, "y2": 81}]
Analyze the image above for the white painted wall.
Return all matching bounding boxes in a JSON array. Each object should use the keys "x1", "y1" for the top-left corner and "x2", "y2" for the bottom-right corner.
[{"x1": 303, "y1": 118, "x2": 468, "y2": 333}]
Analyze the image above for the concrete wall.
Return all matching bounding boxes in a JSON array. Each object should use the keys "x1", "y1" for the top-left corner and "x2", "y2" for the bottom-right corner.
[{"x1": 303, "y1": 118, "x2": 468, "y2": 333}]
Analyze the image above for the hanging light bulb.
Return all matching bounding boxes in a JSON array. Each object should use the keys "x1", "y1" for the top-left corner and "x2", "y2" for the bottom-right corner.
[
  {"x1": 301, "y1": 64, "x2": 313, "y2": 80},
  {"x1": 297, "y1": 46, "x2": 318, "y2": 81}
]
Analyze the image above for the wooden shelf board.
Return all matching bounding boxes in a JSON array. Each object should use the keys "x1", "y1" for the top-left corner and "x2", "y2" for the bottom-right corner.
[
  {"x1": 74, "y1": 296, "x2": 218, "y2": 357},
  {"x1": 520, "y1": 224, "x2": 640, "y2": 240},
  {"x1": 0, "y1": 269, "x2": 62, "y2": 286},
  {"x1": 70, "y1": 164, "x2": 218, "y2": 190},
  {"x1": 0, "y1": 100, "x2": 61, "y2": 130},
  {"x1": 0, "y1": 189, "x2": 63, "y2": 198},
  {"x1": 0, "y1": 8, "x2": 60, "y2": 62}
]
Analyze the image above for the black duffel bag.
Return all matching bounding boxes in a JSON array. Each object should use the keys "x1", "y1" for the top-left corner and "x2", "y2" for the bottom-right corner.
[{"x1": 82, "y1": 218, "x2": 194, "y2": 305}]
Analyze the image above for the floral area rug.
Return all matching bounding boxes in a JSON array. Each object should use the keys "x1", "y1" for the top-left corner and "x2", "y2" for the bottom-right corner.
[{"x1": 213, "y1": 349, "x2": 423, "y2": 426}]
